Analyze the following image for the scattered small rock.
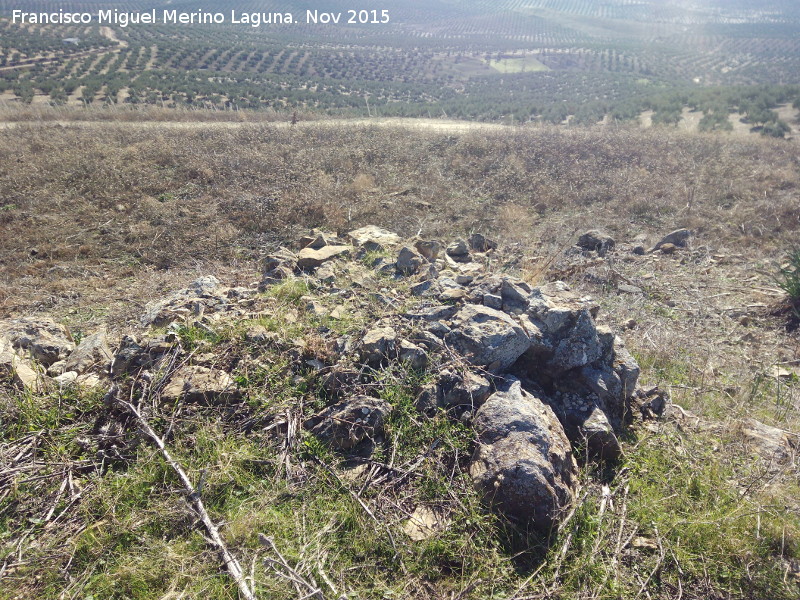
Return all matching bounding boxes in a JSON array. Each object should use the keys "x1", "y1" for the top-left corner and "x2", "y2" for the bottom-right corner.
[
  {"x1": 347, "y1": 225, "x2": 401, "y2": 249},
  {"x1": 398, "y1": 340, "x2": 428, "y2": 370},
  {"x1": 305, "y1": 396, "x2": 392, "y2": 450},
  {"x1": 618, "y1": 283, "x2": 643, "y2": 294},
  {"x1": 468, "y1": 233, "x2": 497, "y2": 253},
  {"x1": 0, "y1": 337, "x2": 45, "y2": 391},
  {"x1": 65, "y1": 331, "x2": 112, "y2": 374},
  {"x1": 403, "y1": 505, "x2": 450, "y2": 541},
  {"x1": 360, "y1": 326, "x2": 397, "y2": 364},
  {"x1": 651, "y1": 228, "x2": 691, "y2": 252},
  {"x1": 446, "y1": 238, "x2": 469, "y2": 257},
  {"x1": 297, "y1": 245, "x2": 352, "y2": 270},
  {"x1": 414, "y1": 239, "x2": 442, "y2": 262},
  {"x1": 577, "y1": 230, "x2": 615, "y2": 256},
  {"x1": 0, "y1": 317, "x2": 76, "y2": 366},
  {"x1": 396, "y1": 246, "x2": 425, "y2": 276},
  {"x1": 161, "y1": 365, "x2": 240, "y2": 404}
]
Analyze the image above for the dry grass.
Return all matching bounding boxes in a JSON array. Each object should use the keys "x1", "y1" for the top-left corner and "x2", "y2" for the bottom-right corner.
[
  {"x1": 0, "y1": 109, "x2": 798, "y2": 599},
  {"x1": 0, "y1": 115, "x2": 797, "y2": 329},
  {"x1": 0, "y1": 103, "x2": 318, "y2": 123}
]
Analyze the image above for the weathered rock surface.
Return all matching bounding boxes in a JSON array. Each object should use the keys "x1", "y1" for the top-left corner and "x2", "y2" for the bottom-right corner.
[
  {"x1": 414, "y1": 239, "x2": 442, "y2": 262},
  {"x1": 262, "y1": 248, "x2": 298, "y2": 285},
  {"x1": 446, "y1": 238, "x2": 469, "y2": 257},
  {"x1": 524, "y1": 283, "x2": 603, "y2": 375},
  {"x1": 500, "y1": 279, "x2": 531, "y2": 314},
  {"x1": 54, "y1": 371, "x2": 79, "y2": 386},
  {"x1": 305, "y1": 396, "x2": 392, "y2": 450},
  {"x1": 87, "y1": 226, "x2": 653, "y2": 537},
  {"x1": 445, "y1": 305, "x2": 530, "y2": 371},
  {"x1": 651, "y1": 228, "x2": 691, "y2": 252},
  {"x1": 470, "y1": 379, "x2": 577, "y2": 531},
  {"x1": 161, "y1": 365, "x2": 239, "y2": 403},
  {"x1": 140, "y1": 276, "x2": 245, "y2": 327},
  {"x1": 403, "y1": 505, "x2": 450, "y2": 541},
  {"x1": 297, "y1": 245, "x2": 352, "y2": 270},
  {"x1": 298, "y1": 229, "x2": 340, "y2": 250},
  {"x1": 111, "y1": 335, "x2": 179, "y2": 377},
  {"x1": 575, "y1": 406, "x2": 622, "y2": 460},
  {"x1": 577, "y1": 230, "x2": 615, "y2": 256},
  {"x1": 438, "y1": 369, "x2": 493, "y2": 410},
  {"x1": 398, "y1": 340, "x2": 428, "y2": 370},
  {"x1": 738, "y1": 418, "x2": 797, "y2": 464},
  {"x1": 347, "y1": 225, "x2": 401, "y2": 249},
  {"x1": 468, "y1": 233, "x2": 497, "y2": 253},
  {"x1": 65, "y1": 332, "x2": 112, "y2": 374},
  {"x1": 360, "y1": 326, "x2": 398, "y2": 364},
  {"x1": 0, "y1": 317, "x2": 75, "y2": 366},
  {"x1": 0, "y1": 336, "x2": 44, "y2": 391},
  {"x1": 414, "y1": 368, "x2": 494, "y2": 416},
  {"x1": 396, "y1": 246, "x2": 425, "y2": 276}
]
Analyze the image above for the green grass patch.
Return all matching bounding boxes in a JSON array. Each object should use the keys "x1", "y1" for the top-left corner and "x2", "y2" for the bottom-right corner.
[
  {"x1": 263, "y1": 278, "x2": 310, "y2": 304},
  {"x1": 537, "y1": 429, "x2": 799, "y2": 599}
]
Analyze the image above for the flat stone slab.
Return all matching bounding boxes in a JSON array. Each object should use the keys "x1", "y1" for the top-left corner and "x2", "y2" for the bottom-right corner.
[{"x1": 297, "y1": 245, "x2": 352, "y2": 270}]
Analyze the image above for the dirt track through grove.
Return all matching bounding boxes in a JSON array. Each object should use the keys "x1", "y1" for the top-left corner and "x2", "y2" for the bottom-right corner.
[
  {"x1": 0, "y1": 117, "x2": 512, "y2": 133},
  {"x1": 0, "y1": 114, "x2": 796, "y2": 138}
]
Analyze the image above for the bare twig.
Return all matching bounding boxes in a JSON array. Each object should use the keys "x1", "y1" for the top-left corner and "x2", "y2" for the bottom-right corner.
[
  {"x1": 259, "y1": 534, "x2": 323, "y2": 599},
  {"x1": 112, "y1": 386, "x2": 256, "y2": 600},
  {"x1": 636, "y1": 525, "x2": 666, "y2": 599}
]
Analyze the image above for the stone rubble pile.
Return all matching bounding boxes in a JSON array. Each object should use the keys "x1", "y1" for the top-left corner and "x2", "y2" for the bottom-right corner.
[{"x1": 0, "y1": 225, "x2": 689, "y2": 533}]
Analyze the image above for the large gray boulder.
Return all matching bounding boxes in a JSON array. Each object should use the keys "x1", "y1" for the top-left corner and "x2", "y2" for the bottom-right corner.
[
  {"x1": 524, "y1": 283, "x2": 603, "y2": 375},
  {"x1": 445, "y1": 305, "x2": 530, "y2": 371},
  {"x1": 470, "y1": 379, "x2": 577, "y2": 531},
  {"x1": 0, "y1": 317, "x2": 75, "y2": 366}
]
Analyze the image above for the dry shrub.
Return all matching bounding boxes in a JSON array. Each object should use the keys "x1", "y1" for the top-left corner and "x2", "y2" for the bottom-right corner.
[
  {"x1": 349, "y1": 173, "x2": 376, "y2": 193},
  {"x1": 495, "y1": 202, "x2": 539, "y2": 242}
]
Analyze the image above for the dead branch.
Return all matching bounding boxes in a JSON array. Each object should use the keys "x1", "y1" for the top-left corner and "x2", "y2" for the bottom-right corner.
[
  {"x1": 259, "y1": 534, "x2": 324, "y2": 599},
  {"x1": 111, "y1": 385, "x2": 256, "y2": 600}
]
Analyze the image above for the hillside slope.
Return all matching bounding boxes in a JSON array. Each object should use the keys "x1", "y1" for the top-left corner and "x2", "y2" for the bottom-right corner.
[{"x1": 0, "y1": 117, "x2": 798, "y2": 599}]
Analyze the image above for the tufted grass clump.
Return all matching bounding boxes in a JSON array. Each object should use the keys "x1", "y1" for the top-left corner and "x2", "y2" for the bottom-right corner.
[{"x1": 776, "y1": 247, "x2": 800, "y2": 306}]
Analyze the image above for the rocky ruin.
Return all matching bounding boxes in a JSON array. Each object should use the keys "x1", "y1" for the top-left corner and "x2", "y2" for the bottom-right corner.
[{"x1": 0, "y1": 224, "x2": 695, "y2": 533}]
